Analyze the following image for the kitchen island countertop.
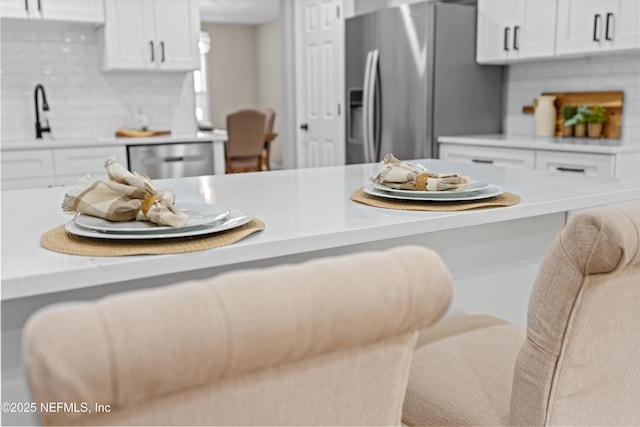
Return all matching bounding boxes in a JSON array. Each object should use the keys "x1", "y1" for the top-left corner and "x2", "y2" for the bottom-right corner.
[
  {"x1": 2, "y1": 159, "x2": 639, "y2": 418},
  {"x1": 2, "y1": 159, "x2": 638, "y2": 303}
]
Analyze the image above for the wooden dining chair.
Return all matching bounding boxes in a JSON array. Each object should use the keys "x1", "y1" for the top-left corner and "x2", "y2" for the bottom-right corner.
[{"x1": 225, "y1": 109, "x2": 269, "y2": 173}]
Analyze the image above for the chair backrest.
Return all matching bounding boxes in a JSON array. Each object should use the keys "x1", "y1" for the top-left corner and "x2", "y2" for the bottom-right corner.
[
  {"x1": 510, "y1": 202, "x2": 640, "y2": 426},
  {"x1": 226, "y1": 109, "x2": 267, "y2": 158},
  {"x1": 24, "y1": 245, "x2": 453, "y2": 426},
  {"x1": 263, "y1": 108, "x2": 275, "y2": 134}
]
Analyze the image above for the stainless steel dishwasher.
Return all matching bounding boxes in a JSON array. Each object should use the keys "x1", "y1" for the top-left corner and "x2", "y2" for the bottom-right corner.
[{"x1": 127, "y1": 142, "x2": 214, "y2": 179}]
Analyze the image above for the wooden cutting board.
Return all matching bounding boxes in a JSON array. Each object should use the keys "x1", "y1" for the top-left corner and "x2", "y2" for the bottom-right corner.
[
  {"x1": 522, "y1": 91, "x2": 623, "y2": 139},
  {"x1": 115, "y1": 128, "x2": 172, "y2": 138}
]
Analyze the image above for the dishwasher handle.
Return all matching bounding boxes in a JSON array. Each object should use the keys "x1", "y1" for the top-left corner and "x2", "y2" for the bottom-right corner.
[
  {"x1": 164, "y1": 156, "x2": 184, "y2": 162},
  {"x1": 163, "y1": 155, "x2": 202, "y2": 163}
]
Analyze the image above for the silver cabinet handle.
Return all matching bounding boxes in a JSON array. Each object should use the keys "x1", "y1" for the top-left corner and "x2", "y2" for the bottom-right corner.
[
  {"x1": 471, "y1": 159, "x2": 494, "y2": 164},
  {"x1": 24, "y1": 0, "x2": 28, "y2": 11},
  {"x1": 556, "y1": 166, "x2": 585, "y2": 173},
  {"x1": 160, "y1": 41, "x2": 165, "y2": 62},
  {"x1": 149, "y1": 41, "x2": 155, "y2": 62},
  {"x1": 513, "y1": 26, "x2": 520, "y2": 50}
]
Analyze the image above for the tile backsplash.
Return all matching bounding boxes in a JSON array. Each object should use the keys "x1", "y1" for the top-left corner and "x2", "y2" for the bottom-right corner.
[
  {"x1": 503, "y1": 52, "x2": 640, "y2": 143},
  {"x1": 0, "y1": 19, "x2": 197, "y2": 143}
]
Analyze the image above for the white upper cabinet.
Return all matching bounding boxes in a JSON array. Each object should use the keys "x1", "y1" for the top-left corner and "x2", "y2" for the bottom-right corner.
[
  {"x1": 101, "y1": 0, "x2": 200, "y2": 71},
  {"x1": 0, "y1": 0, "x2": 104, "y2": 23},
  {"x1": 477, "y1": 0, "x2": 557, "y2": 64},
  {"x1": 556, "y1": 0, "x2": 640, "y2": 55}
]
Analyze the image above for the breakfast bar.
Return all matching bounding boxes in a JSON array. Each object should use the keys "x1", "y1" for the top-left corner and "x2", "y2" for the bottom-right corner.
[{"x1": 2, "y1": 159, "x2": 639, "y2": 425}]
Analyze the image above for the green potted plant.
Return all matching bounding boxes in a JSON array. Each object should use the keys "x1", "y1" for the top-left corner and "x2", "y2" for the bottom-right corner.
[
  {"x1": 565, "y1": 105, "x2": 591, "y2": 138},
  {"x1": 560, "y1": 104, "x2": 578, "y2": 137},
  {"x1": 586, "y1": 105, "x2": 607, "y2": 138}
]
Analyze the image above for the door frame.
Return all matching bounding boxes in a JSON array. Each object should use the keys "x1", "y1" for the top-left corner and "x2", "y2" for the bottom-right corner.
[{"x1": 280, "y1": 0, "x2": 298, "y2": 169}]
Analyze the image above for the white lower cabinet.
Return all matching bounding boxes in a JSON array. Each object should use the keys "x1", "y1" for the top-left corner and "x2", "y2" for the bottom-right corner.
[
  {"x1": 439, "y1": 144, "x2": 535, "y2": 169},
  {"x1": 535, "y1": 150, "x2": 614, "y2": 177},
  {"x1": 1, "y1": 149, "x2": 56, "y2": 189},
  {"x1": 1, "y1": 145, "x2": 127, "y2": 189},
  {"x1": 439, "y1": 142, "x2": 633, "y2": 179},
  {"x1": 54, "y1": 146, "x2": 127, "y2": 186}
]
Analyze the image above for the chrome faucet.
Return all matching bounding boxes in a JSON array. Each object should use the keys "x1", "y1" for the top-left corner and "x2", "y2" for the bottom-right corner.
[{"x1": 34, "y1": 84, "x2": 51, "y2": 139}]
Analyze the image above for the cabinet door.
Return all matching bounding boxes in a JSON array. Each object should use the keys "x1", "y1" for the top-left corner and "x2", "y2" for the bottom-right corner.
[
  {"x1": 153, "y1": 0, "x2": 200, "y2": 70},
  {"x1": 439, "y1": 144, "x2": 536, "y2": 169},
  {"x1": 1, "y1": 149, "x2": 56, "y2": 189},
  {"x1": 606, "y1": 0, "x2": 640, "y2": 51},
  {"x1": 476, "y1": 0, "x2": 515, "y2": 63},
  {"x1": 53, "y1": 146, "x2": 127, "y2": 185},
  {"x1": 102, "y1": 0, "x2": 156, "y2": 70},
  {"x1": 1, "y1": 0, "x2": 104, "y2": 21},
  {"x1": 536, "y1": 150, "x2": 614, "y2": 177},
  {"x1": 556, "y1": 0, "x2": 607, "y2": 55},
  {"x1": 40, "y1": 0, "x2": 104, "y2": 23},
  {"x1": 0, "y1": 0, "x2": 35, "y2": 18},
  {"x1": 512, "y1": 0, "x2": 557, "y2": 60}
]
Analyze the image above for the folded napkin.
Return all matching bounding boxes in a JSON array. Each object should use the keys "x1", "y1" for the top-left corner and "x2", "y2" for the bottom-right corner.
[
  {"x1": 62, "y1": 157, "x2": 189, "y2": 227},
  {"x1": 372, "y1": 153, "x2": 469, "y2": 191}
]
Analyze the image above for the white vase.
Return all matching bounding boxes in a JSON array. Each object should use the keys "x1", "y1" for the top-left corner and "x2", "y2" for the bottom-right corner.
[{"x1": 535, "y1": 95, "x2": 557, "y2": 136}]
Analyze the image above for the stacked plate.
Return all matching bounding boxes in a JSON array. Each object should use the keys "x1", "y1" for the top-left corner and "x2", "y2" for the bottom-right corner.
[
  {"x1": 364, "y1": 180, "x2": 503, "y2": 202},
  {"x1": 65, "y1": 203, "x2": 253, "y2": 240}
]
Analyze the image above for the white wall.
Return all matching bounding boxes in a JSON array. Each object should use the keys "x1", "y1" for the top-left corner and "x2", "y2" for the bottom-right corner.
[
  {"x1": 203, "y1": 23, "x2": 259, "y2": 129},
  {"x1": 503, "y1": 53, "x2": 640, "y2": 143},
  {"x1": 0, "y1": 19, "x2": 197, "y2": 143},
  {"x1": 202, "y1": 20, "x2": 282, "y2": 168},
  {"x1": 257, "y1": 20, "x2": 282, "y2": 168}
]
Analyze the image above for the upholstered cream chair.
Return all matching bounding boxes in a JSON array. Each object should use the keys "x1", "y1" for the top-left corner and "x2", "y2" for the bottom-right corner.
[
  {"x1": 24, "y1": 245, "x2": 453, "y2": 426},
  {"x1": 402, "y1": 202, "x2": 640, "y2": 426}
]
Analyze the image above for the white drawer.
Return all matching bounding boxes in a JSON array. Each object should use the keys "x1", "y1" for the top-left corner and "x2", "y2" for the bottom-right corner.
[
  {"x1": 439, "y1": 144, "x2": 535, "y2": 169},
  {"x1": 1, "y1": 177, "x2": 56, "y2": 190},
  {"x1": 535, "y1": 151, "x2": 615, "y2": 178},
  {"x1": 53, "y1": 146, "x2": 128, "y2": 176},
  {"x1": 1, "y1": 149, "x2": 55, "y2": 179}
]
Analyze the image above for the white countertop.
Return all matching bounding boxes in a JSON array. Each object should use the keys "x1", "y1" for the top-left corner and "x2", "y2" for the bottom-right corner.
[
  {"x1": 2, "y1": 159, "x2": 639, "y2": 301},
  {"x1": 439, "y1": 134, "x2": 640, "y2": 154},
  {"x1": 0, "y1": 131, "x2": 228, "y2": 151}
]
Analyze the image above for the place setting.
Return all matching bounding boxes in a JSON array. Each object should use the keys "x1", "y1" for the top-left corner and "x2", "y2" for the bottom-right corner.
[
  {"x1": 350, "y1": 154, "x2": 520, "y2": 211},
  {"x1": 40, "y1": 158, "x2": 264, "y2": 256}
]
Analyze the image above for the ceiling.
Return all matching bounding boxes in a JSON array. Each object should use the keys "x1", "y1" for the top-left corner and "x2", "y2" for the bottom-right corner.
[{"x1": 199, "y1": 0, "x2": 280, "y2": 24}]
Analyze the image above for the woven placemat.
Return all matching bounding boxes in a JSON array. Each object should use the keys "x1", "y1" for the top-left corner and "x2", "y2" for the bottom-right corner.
[
  {"x1": 350, "y1": 188, "x2": 520, "y2": 211},
  {"x1": 41, "y1": 219, "x2": 265, "y2": 256}
]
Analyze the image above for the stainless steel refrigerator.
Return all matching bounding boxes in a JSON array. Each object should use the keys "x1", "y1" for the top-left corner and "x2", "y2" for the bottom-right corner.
[{"x1": 345, "y1": 1, "x2": 503, "y2": 163}]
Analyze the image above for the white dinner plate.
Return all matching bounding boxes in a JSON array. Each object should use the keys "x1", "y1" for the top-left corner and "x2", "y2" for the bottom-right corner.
[
  {"x1": 74, "y1": 203, "x2": 230, "y2": 233},
  {"x1": 373, "y1": 180, "x2": 489, "y2": 197},
  {"x1": 363, "y1": 184, "x2": 504, "y2": 202},
  {"x1": 65, "y1": 209, "x2": 253, "y2": 240}
]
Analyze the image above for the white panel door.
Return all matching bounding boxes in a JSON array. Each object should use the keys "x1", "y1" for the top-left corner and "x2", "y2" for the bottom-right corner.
[
  {"x1": 295, "y1": 0, "x2": 345, "y2": 168},
  {"x1": 154, "y1": 0, "x2": 200, "y2": 70}
]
